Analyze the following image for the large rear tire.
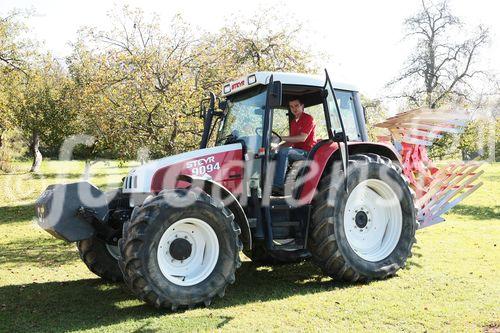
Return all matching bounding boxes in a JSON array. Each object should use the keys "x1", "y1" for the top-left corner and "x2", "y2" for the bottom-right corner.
[
  {"x1": 119, "y1": 189, "x2": 242, "y2": 310},
  {"x1": 309, "y1": 153, "x2": 417, "y2": 282}
]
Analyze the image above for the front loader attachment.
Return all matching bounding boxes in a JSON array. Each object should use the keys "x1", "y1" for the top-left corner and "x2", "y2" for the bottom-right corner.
[
  {"x1": 375, "y1": 107, "x2": 484, "y2": 228},
  {"x1": 35, "y1": 182, "x2": 109, "y2": 242}
]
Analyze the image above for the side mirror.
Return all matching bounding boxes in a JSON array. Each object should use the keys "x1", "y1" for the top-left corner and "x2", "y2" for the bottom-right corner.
[{"x1": 267, "y1": 81, "x2": 282, "y2": 108}]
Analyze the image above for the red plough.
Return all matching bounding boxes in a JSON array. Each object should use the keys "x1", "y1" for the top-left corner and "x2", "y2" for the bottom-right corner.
[{"x1": 375, "y1": 108, "x2": 484, "y2": 228}]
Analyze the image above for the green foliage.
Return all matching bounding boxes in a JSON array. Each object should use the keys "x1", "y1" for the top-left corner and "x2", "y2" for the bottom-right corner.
[
  {"x1": 0, "y1": 7, "x2": 315, "y2": 165},
  {"x1": 429, "y1": 118, "x2": 499, "y2": 161},
  {"x1": 12, "y1": 56, "x2": 79, "y2": 155},
  {"x1": 361, "y1": 96, "x2": 387, "y2": 141},
  {"x1": 0, "y1": 128, "x2": 26, "y2": 172},
  {"x1": 63, "y1": 7, "x2": 314, "y2": 160}
]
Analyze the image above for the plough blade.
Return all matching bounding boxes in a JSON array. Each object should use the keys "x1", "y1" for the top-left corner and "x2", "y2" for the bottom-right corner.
[
  {"x1": 375, "y1": 107, "x2": 484, "y2": 228},
  {"x1": 418, "y1": 170, "x2": 484, "y2": 228}
]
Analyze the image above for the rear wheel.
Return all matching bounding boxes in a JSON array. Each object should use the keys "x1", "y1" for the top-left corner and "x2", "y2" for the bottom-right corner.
[
  {"x1": 119, "y1": 189, "x2": 242, "y2": 310},
  {"x1": 309, "y1": 153, "x2": 417, "y2": 281}
]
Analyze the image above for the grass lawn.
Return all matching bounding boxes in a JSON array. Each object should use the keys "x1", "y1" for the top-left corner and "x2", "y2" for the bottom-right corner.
[{"x1": 0, "y1": 160, "x2": 498, "y2": 332}]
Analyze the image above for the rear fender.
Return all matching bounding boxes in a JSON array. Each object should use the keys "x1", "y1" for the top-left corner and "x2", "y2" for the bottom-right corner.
[
  {"x1": 347, "y1": 142, "x2": 401, "y2": 164},
  {"x1": 177, "y1": 174, "x2": 252, "y2": 251},
  {"x1": 298, "y1": 142, "x2": 401, "y2": 204}
]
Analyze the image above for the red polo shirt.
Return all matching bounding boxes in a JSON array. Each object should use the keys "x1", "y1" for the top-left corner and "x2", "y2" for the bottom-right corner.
[{"x1": 290, "y1": 112, "x2": 317, "y2": 151}]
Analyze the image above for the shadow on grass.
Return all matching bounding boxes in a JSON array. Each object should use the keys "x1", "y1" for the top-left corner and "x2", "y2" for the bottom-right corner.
[
  {"x1": 0, "y1": 279, "x2": 156, "y2": 332},
  {"x1": 0, "y1": 203, "x2": 36, "y2": 225},
  {"x1": 403, "y1": 244, "x2": 423, "y2": 269},
  {"x1": 449, "y1": 204, "x2": 500, "y2": 220},
  {"x1": 0, "y1": 237, "x2": 80, "y2": 267},
  {"x1": 0, "y1": 261, "x2": 354, "y2": 332}
]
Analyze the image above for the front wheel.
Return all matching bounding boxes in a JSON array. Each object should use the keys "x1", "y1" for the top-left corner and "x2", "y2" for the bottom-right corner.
[
  {"x1": 309, "y1": 153, "x2": 417, "y2": 281},
  {"x1": 119, "y1": 189, "x2": 242, "y2": 310},
  {"x1": 77, "y1": 236, "x2": 123, "y2": 282}
]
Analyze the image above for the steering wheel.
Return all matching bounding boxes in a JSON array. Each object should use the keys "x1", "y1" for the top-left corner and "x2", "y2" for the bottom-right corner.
[
  {"x1": 271, "y1": 130, "x2": 282, "y2": 143},
  {"x1": 255, "y1": 127, "x2": 282, "y2": 143}
]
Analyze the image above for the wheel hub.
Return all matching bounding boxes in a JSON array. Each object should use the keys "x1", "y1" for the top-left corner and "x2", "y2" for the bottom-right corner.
[
  {"x1": 343, "y1": 179, "x2": 403, "y2": 262},
  {"x1": 169, "y1": 238, "x2": 192, "y2": 261},
  {"x1": 354, "y1": 210, "x2": 369, "y2": 229},
  {"x1": 157, "y1": 218, "x2": 219, "y2": 286}
]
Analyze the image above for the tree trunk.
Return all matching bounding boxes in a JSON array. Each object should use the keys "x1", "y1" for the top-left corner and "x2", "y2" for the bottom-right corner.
[{"x1": 30, "y1": 131, "x2": 42, "y2": 173}]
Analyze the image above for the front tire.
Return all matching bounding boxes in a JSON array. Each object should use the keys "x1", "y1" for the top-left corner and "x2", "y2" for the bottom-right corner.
[
  {"x1": 119, "y1": 189, "x2": 242, "y2": 310},
  {"x1": 76, "y1": 188, "x2": 131, "y2": 282},
  {"x1": 309, "y1": 153, "x2": 417, "y2": 281},
  {"x1": 77, "y1": 237, "x2": 123, "y2": 282}
]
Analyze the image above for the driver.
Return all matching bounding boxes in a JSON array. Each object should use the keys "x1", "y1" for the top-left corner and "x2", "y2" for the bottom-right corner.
[{"x1": 272, "y1": 97, "x2": 317, "y2": 194}]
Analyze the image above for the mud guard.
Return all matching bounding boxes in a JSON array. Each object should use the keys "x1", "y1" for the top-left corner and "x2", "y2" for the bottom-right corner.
[
  {"x1": 35, "y1": 182, "x2": 109, "y2": 242},
  {"x1": 177, "y1": 174, "x2": 252, "y2": 250}
]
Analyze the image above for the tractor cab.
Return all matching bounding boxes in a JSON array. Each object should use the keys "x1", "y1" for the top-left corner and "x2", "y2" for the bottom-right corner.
[
  {"x1": 200, "y1": 71, "x2": 369, "y2": 198},
  {"x1": 196, "y1": 71, "x2": 389, "y2": 258},
  {"x1": 203, "y1": 71, "x2": 367, "y2": 148}
]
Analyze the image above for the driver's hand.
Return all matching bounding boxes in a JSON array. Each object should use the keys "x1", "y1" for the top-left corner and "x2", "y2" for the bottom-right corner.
[{"x1": 270, "y1": 142, "x2": 279, "y2": 152}]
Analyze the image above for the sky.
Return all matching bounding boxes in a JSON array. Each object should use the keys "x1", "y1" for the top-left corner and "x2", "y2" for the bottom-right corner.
[{"x1": 1, "y1": 0, "x2": 498, "y2": 101}]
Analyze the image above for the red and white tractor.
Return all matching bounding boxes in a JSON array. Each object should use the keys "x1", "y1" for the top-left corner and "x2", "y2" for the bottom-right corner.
[{"x1": 35, "y1": 70, "x2": 482, "y2": 310}]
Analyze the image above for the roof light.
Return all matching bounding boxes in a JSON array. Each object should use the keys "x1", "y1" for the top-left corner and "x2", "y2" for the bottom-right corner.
[
  {"x1": 223, "y1": 84, "x2": 231, "y2": 94},
  {"x1": 248, "y1": 74, "x2": 257, "y2": 85}
]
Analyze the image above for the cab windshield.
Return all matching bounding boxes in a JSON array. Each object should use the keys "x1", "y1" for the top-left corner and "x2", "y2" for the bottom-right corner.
[{"x1": 216, "y1": 87, "x2": 266, "y2": 152}]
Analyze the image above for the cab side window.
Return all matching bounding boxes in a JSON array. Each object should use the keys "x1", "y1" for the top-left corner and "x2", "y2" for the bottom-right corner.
[
  {"x1": 272, "y1": 103, "x2": 328, "y2": 141},
  {"x1": 272, "y1": 108, "x2": 289, "y2": 136},
  {"x1": 327, "y1": 89, "x2": 361, "y2": 141},
  {"x1": 304, "y1": 103, "x2": 328, "y2": 140},
  {"x1": 336, "y1": 90, "x2": 361, "y2": 141}
]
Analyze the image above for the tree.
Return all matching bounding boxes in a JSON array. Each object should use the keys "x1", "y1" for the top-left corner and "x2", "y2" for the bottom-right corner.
[
  {"x1": 388, "y1": 0, "x2": 490, "y2": 108},
  {"x1": 67, "y1": 6, "x2": 315, "y2": 160},
  {"x1": 0, "y1": 11, "x2": 31, "y2": 150},
  {"x1": 361, "y1": 96, "x2": 388, "y2": 142},
  {"x1": 67, "y1": 8, "x2": 202, "y2": 160},
  {"x1": 0, "y1": 11, "x2": 35, "y2": 172},
  {"x1": 12, "y1": 55, "x2": 76, "y2": 172}
]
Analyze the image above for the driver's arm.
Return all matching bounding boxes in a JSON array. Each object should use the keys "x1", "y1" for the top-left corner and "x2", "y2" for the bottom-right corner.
[
  {"x1": 273, "y1": 133, "x2": 306, "y2": 151},
  {"x1": 281, "y1": 133, "x2": 308, "y2": 143}
]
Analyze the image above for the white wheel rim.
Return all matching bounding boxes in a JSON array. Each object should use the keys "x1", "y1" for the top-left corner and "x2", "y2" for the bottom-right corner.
[
  {"x1": 157, "y1": 218, "x2": 219, "y2": 286},
  {"x1": 344, "y1": 179, "x2": 402, "y2": 262},
  {"x1": 106, "y1": 244, "x2": 120, "y2": 260}
]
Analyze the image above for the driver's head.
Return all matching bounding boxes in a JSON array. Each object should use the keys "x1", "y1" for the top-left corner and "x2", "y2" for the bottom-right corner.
[{"x1": 289, "y1": 97, "x2": 304, "y2": 118}]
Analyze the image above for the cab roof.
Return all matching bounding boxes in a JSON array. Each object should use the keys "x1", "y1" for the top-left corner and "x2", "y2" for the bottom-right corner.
[{"x1": 222, "y1": 71, "x2": 358, "y2": 97}]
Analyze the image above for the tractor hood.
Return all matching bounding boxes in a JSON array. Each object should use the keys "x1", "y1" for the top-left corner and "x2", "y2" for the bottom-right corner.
[{"x1": 122, "y1": 143, "x2": 244, "y2": 195}]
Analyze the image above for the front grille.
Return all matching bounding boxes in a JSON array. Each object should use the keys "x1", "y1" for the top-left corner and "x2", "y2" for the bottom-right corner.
[{"x1": 124, "y1": 176, "x2": 138, "y2": 189}]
